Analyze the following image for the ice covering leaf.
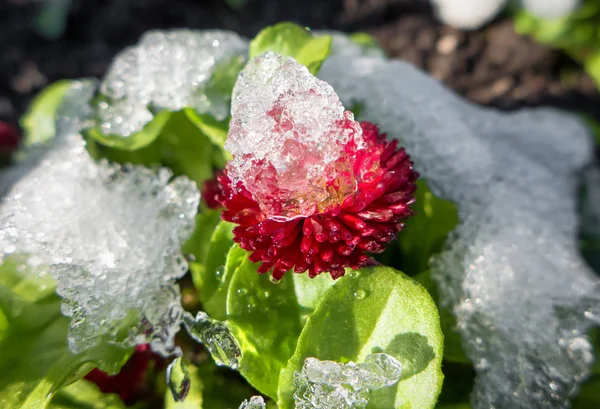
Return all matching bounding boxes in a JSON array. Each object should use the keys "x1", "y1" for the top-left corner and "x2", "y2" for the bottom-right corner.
[
  {"x1": 0, "y1": 118, "x2": 199, "y2": 356},
  {"x1": 226, "y1": 256, "x2": 303, "y2": 399},
  {"x1": 86, "y1": 29, "x2": 247, "y2": 148},
  {"x1": 318, "y1": 36, "x2": 599, "y2": 408},
  {"x1": 278, "y1": 266, "x2": 444, "y2": 409},
  {"x1": 249, "y1": 23, "x2": 332, "y2": 75},
  {"x1": 0, "y1": 257, "x2": 131, "y2": 409}
]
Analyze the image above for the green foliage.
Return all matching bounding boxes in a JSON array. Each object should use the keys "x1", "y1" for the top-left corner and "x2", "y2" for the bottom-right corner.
[
  {"x1": 249, "y1": 23, "x2": 332, "y2": 75},
  {"x1": 49, "y1": 380, "x2": 129, "y2": 409},
  {"x1": 226, "y1": 258, "x2": 303, "y2": 398},
  {"x1": 277, "y1": 266, "x2": 444, "y2": 409},
  {"x1": 0, "y1": 257, "x2": 132, "y2": 409},
  {"x1": 514, "y1": 0, "x2": 600, "y2": 86},
  {"x1": 396, "y1": 180, "x2": 459, "y2": 276},
  {"x1": 20, "y1": 80, "x2": 73, "y2": 148},
  {"x1": 88, "y1": 111, "x2": 217, "y2": 187}
]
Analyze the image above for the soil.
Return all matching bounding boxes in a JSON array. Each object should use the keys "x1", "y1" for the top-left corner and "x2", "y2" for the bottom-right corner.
[{"x1": 2, "y1": 0, "x2": 600, "y2": 127}]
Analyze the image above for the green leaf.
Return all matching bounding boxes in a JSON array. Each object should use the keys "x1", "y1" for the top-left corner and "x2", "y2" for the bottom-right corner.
[
  {"x1": 183, "y1": 209, "x2": 224, "y2": 267},
  {"x1": 249, "y1": 23, "x2": 332, "y2": 75},
  {"x1": 413, "y1": 271, "x2": 469, "y2": 364},
  {"x1": 226, "y1": 257, "x2": 303, "y2": 399},
  {"x1": 195, "y1": 360, "x2": 256, "y2": 409},
  {"x1": 292, "y1": 273, "x2": 337, "y2": 324},
  {"x1": 397, "y1": 179, "x2": 458, "y2": 276},
  {"x1": 20, "y1": 80, "x2": 73, "y2": 147},
  {"x1": 49, "y1": 380, "x2": 128, "y2": 409},
  {"x1": 573, "y1": 375, "x2": 600, "y2": 408},
  {"x1": 86, "y1": 109, "x2": 171, "y2": 151},
  {"x1": 189, "y1": 220, "x2": 236, "y2": 320},
  {"x1": 278, "y1": 266, "x2": 444, "y2": 409},
  {"x1": 349, "y1": 33, "x2": 385, "y2": 55},
  {"x1": 0, "y1": 256, "x2": 132, "y2": 409},
  {"x1": 91, "y1": 111, "x2": 216, "y2": 187}
]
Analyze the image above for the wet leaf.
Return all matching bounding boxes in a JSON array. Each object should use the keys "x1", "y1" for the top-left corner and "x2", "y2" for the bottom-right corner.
[
  {"x1": 249, "y1": 23, "x2": 332, "y2": 75},
  {"x1": 278, "y1": 266, "x2": 444, "y2": 409}
]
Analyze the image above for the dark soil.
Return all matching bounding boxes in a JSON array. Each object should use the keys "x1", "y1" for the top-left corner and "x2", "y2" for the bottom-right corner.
[{"x1": 2, "y1": 0, "x2": 600, "y2": 127}]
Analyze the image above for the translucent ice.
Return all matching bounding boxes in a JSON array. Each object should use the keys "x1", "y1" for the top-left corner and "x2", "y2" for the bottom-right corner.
[
  {"x1": 182, "y1": 311, "x2": 241, "y2": 369},
  {"x1": 319, "y1": 40, "x2": 599, "y2": 408},
  {"x1": 293, "y1": 354, "x2": 402, "y2": 409},
  {"x1": 0, "y1": 89, "x2": 199, "y2": 356},
  {"x1": 97, "y1": 29, "x2": 248, "y2": 137},
  {"x1": 225, "y1": 52, "x2": 364, "y2": 219},
  {"x1": 238, "y1": 396, "x2": 266, "y2": 409},
  {"x1": 166, "y1": 357, "x2": 191, "y2": 402}
]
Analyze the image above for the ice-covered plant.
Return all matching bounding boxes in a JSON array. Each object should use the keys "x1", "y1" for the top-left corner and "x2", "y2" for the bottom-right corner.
[{"x1": 1, "y1": 20, "x2": 599, "y2": 409}]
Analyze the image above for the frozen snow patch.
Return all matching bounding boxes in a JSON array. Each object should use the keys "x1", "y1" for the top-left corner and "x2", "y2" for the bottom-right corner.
[
  {"x1": 0, "y1": 86, "x2": 199, "y2": 357},
  {"x1": 97, "y1": 29, "x2": 248, "y2": 137},
  {"x1": 319, "y1": 41, "x2": 599, "y2": 408}
]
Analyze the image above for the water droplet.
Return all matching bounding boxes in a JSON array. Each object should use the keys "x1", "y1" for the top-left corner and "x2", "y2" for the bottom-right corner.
[
  {"x1": 237, "y1": 288, "x2": 248, "y2": 295},
  {"x1": 354, "y1": 289, "x2": 366, "y2": 299},
  {"x1": 216, "y1": 266, "x2": 225, "y2": 281},
  {"x1": 269, "y1": 275, "x2": 281, "y2": 284},
  {"x1": 182, "y1": 311, "x2": 241, "y2": 369},
  {"x1": 166, "y1": 357, "x2": 191, "y2": 402}
]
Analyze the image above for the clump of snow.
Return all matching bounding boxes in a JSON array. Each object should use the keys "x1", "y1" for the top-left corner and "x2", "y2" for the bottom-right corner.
[
  {"x1": 319, "y1": 37, "x2": 599, "y2": 408},
  {"x1": 293, "y1": 353, "x2": 402, "y2": 409},
  {"x1": 225, "y1": 52, "x2": 364, "y2": 219},
  {"x1": 97, "y1": 29, "x2": 248, "y2": 137},
  {"x1": 0, "y1": 82, "x2": 200, "y2": 358}
]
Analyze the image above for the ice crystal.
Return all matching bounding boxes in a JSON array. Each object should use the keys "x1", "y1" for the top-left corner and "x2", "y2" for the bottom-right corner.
[
  {"x1": 182, "y1": 311, "x2": 241, "y2": 369},
  {"x1": 0, "y1": 89, "x2": 199, "y2": 356},
  {"x1": 225, "y1": 52, "x2": 364, "y2": 218},
  {"x1": 319, "y1": 39, "x2": 599, "y2": 408},
  {"x1": 97, "y1": 29, "x2": 248, "y2": 137},
  {"x1": 238, "y1": 396, "x2": 266, "y2": 409},
  {"x1": 293, "y1": 353, "x2": 402, "y2": 409}
]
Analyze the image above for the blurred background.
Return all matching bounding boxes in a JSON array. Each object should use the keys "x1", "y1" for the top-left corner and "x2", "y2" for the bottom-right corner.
[{"x1": 1, "y1": 0, "x2": 600, "y2": 130}]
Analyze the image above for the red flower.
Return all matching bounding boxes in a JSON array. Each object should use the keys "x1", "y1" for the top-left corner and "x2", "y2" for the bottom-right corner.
[
  {"x1": 85, "y1": 344, "x2": 164, "y2": 405},
  {"x1": 0, "y1": 121, "x2": 21, "y2": 155},
  {"x1": 215, "y1": 122, "x2": 418, "y2": 280}
]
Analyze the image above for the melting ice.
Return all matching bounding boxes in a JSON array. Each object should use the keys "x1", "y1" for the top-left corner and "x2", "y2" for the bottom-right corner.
[
  {"x1": 225, "y1": 52, "x2": 364, "y2": 218},
  {"x1": 319, "y1": 34, "x2": 600, "y2": 408},
  {"x1": 238, "y1": 396, "x2": 266, "y2": 409},
  {"x1": 0, "y1": 82, "x2": 200, "y2": 358},
  {"x1": 293, "y1": 353, "x2": 402, "y2": 409},
  {"x1": 97, "y1": 29, "x2": 248, "y2": 137}
]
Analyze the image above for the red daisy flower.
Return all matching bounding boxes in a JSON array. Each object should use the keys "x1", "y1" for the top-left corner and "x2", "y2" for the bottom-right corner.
[
  {"x1": 213, "y1": 121, "x2": 418, "y2": 281},
  {"x1": 85, "y1": 344, "x2": 164, "y2": 405},
  {"x1": 0, "y1": 121, "x2": 21, "y2": 155}
]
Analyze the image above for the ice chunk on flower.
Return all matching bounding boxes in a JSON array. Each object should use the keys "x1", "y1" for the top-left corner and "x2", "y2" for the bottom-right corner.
[
  {"x1": 0, "y1": 90, "x2": 199, "y2": 356},
  {"x1": 225, "y1": 52, "x2": 364, "y2": 218},
  {"x1": 293, "y1": 354, "x2": 402, "y2": 409},
  {"x1": 319, "y1": 41, "x2": 599, "y2": 408},
  {"x1": 98, "y1": 29, "x2": 248, "y2": 137},
  {"x1": 238, "y1": 396, "x2": 266, "y2": 409}
]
